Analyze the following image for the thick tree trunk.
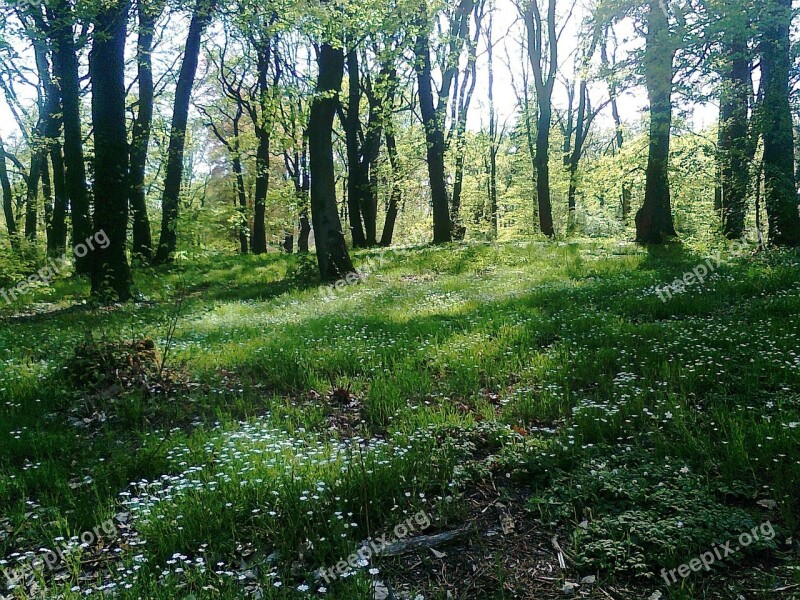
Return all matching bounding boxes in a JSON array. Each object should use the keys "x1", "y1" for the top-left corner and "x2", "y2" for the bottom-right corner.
[
  {"x1": 635, "y1": 0, "x2": 677, "y2": 244},
  {"x1": 414, "y1": 15, "x2": 451, "y2": 244},
  {"x1": 153, "y1": 0, "x2": 214, "y2": 264},
  {"x1": 129, "y1": 1, "x2": 163, "y2": 261},
  {"x1": 309, "y1": 43, "x2": 355, "y2": 280},
  {"x1": 0, "y1": 137, "x2": 18, "y2": 248},
  {"x1": 718, "y1": 39, "x2": 752, "y2": 240},
  {"x1": 761, "y1": 0, "x2": 800, "y2": 246},
  {"x1": 90, "y1": 0, "x2": 132, "y2": 301},
  {"x1": 50, "y1": 6, "x2": 92, "y2": 273}
]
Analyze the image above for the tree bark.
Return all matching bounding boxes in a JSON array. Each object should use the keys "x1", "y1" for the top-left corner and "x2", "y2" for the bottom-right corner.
[
  {"x1": 90, "y1": 0, "x2": 132, "y2": 301},
  {"x1": 153, "y1": 0, "x2": 214, "y2": 264},
  {"x1": 309, "y1": 43, "x2": 355, "y2": 280},
  {"x1": 718, "y1": 39, "x2": 752, "y2": 240},
  {"x1": 380, "y1": 126, "x2": 401, "y2": 247},
  {"x1": 129, "y1": 0, "x2": 164, "y2": 261},
  {"x1": 523, "y1": 0, "x2": 558, "y2": 238},
  {"x1": 413, "y1": 4, "x2": 451, "y2": 244},
  {"x1": 760, "y1": 0, "x2": 800, "y2": 246},
  {"x1": 345, "y1": 48, "x2": 367, "y2": 248},
  {"x1": 49, "y1": 2, "x2": 92, "y2": 272},
  {"x1": 250, "y1": 36, "x2": 274, "y2": 255},
  {"x1": 635, "y1": 0, "x2": 677, "y2": 243},
  {"x1": 0, "y1": 136, "x2": 18, "y2": 248}
]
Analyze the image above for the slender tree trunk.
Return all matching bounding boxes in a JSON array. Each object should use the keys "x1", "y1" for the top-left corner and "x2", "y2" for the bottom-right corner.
[
  {"x1": 718, "y1": 39, "x2": 752, "y2": 240},
  {"x1": 50, "y1": 5, "x2": 92, "y2": 272},
  {"x1": 487, "y1": 5, "x2": 498, "y2": 237},
  {"x1": 635, "y1": 0, "x2": 677, "y2": 243},
  {"x1": 129, "y1": 1, "x2": 163, "y2": 261},
  {"x1": 90, "y1": 0, "x2": 132, "y2": 301},
  {"x1": 345, "y1": 48, "x2": 367, "y2": 248},
  {"x1": 30, "y1": 39, "x2": 68, "y2": 256},
  {"x1": 0, "y1": 137, "x2": 18, "y2": 248},
  {"x1": 309, "y1": 43, "x2": 355, "y2": 280},
  {"x1": 380, "y1": 126, "x2": 401, "y2": 247},
  {"x1": 567, "y1": 81, "x2": 588, "y2": 232},
  {"x1": 24, "y1": 155, "x2": 41, "y2": 243},
  {"x1": 414, "y1": 23, "x2": 451, "y2": 244},
  {"x1": 534, "y1": 106, "x2": 554, "y2": 237},
  {"x1": 761, "y1": 0, "x2": 800, "y2": 246},
  {"x1": 251, "y1": 39, "x2": 272, "y2": 255},
  {"x1": 153, "y1": 0, "x2": 214, "y2": 264},
  {"x1": 231, "y1": 119, "x2": 249, "y2": 255},
  {"x1": 601, "y1": 25, "x2": 632, "y2": 222},
  {"x1": 523, "y1": 0, "x2": 558, "y2": 238}
]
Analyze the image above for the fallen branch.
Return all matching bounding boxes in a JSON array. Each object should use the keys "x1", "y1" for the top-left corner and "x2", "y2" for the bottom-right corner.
[{"x1": 376, "y1": 528, "x2": 470, "y2": 557}]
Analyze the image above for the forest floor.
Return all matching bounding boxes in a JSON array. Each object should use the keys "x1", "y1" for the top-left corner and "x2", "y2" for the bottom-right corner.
[{"x1": 1, "y1": 239, "x2": 799, "y2": 599}]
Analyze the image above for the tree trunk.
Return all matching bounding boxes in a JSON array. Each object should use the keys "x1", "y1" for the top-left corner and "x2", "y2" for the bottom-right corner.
[
  {"x1": 523, "y1": 0, "x2": 558, "y2": 238},
  {"x1": 413, "y1": 10, "x2": 451, "y2": 244},
  {"x1": 24, "y1": 155, "x2": 41, "y2": 243},
  {"x1": 718, "y1": 39, "x2": 752, "y2": 240},
  {"x1": 30, "y1": 38, "x2": 68, "y2": 256},
  {"x1": 49, "y1": 4, "x2": 92, "y2": 273},
  {"x1": 487, "y1": 5, "x2": 498, "y2": 237},
  {"x1": 345, "y1": 48, "x2": 367, "y2": 248},
  {"x1": 0, "y1": 137, "x2": 18, "y2": 248},
  {"x1": 534, "y1": 106, "x2": 554, "y2": 237},
  {"x1": 567, "y1": 79, "x2": 590, "y2": 233},
  {"x1": 309, "y1": 43, "x2": 355, "y2": 280},
  {"x1": 380, "y1": 127, "x2": 401, "y2": 247},
  {"x1": 129, "y1": 1, "x2": 163, "y2": 261},
  {"x1": 761, "y1": 0, "x2": 800, "y2": 246},
  {"x1": 232, "y1": 120, "x2": 249, "y2": 255},
  {"x1": 635, "y1": 0, "x2": 677, "y2": 244},
  {"x1": 251, "y1": 39, "x2": 272, "y2": 255},
  {"x1": 153, "y1": 0, "x2": 214, "y2": 264},
  {"x1": 90, "y1": 0, "x2": 132, "y2": 301},
  {"x1": 601, "y1": 25, "x2": 632, "y2": 222}
]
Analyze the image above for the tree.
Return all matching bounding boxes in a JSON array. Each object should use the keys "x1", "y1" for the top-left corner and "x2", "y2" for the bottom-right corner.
[
  {"x1": 635, "y1": 0, "x2": 678, "y2": 243},
  {"x1": 521, "y1": 0, "x2": 565, "y2": 238},
  {"x1": 48, "y1": 0, "x2": 92, "y2": 273},
  {"x1": 308, "y1": 41, "x2": 355, "y2": 279},
  {"x1": 129, "y1": 0, "x2": 166, "y2": 261},
  {"x1": 0, "y1": 135, "x2": 17, "y2": 247},
  {"x1": 599, "y1": 23, "x2": 633, "y2": 222},
  {"x1": 153, "y1": 0, "x2": 215, "y2": 265},
  {"x1": 412, "y1": 0, "x2": 452, "y2": 244},
  {"x1": 759, "y1": 0, "x2": 800, "y2": 246},
  {"x1": 89, "y1": 0, "x2": 132, "y2": 301}
]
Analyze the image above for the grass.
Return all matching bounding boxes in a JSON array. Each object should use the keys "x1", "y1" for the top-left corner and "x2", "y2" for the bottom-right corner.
[{"x1": 0, "y1": 239, "x2": 798, "y2": 598}]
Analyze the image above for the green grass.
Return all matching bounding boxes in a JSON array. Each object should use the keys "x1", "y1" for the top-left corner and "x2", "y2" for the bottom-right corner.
[{"x1": 0, "y1": 239, "x2": 798, "y2": 598}]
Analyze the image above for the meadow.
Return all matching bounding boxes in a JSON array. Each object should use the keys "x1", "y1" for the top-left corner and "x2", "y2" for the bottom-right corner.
[{"x1": 0, "y1": 239, "x2": 798, "y2": 599}]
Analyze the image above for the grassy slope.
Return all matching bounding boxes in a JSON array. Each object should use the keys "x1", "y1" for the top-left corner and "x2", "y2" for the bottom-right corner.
[{"x1": 0, "y1": 240, "x2": 798, "y2": 599}]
